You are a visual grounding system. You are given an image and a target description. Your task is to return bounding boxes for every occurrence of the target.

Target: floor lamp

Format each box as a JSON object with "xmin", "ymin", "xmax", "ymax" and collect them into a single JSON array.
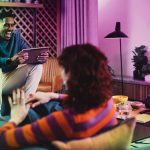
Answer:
[{"xmin": 105, "ymin": 22, "xmax": 128, "ymax": 95}]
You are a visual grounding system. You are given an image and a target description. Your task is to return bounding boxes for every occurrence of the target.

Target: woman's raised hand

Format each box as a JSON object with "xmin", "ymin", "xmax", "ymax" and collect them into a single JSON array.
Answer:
[{"xmin": 8, "ymin": 89, "xmax": 30, "ymax": 125}]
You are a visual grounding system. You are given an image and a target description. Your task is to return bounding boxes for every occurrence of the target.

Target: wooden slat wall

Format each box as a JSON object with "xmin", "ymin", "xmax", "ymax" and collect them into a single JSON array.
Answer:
[
  {"xmin": 112, "ymin": 79, "xmax": 150, "ymax": 101},
  {"xmin": 41, "ymin": 57, "xmax": 62, "ymax": 84}
]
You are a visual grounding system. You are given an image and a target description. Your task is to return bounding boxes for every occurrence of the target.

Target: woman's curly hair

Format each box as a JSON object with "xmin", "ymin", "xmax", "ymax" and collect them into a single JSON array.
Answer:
[{"xmin": 58, "ymin": 44, "xmax": 112, "ymax": 113}]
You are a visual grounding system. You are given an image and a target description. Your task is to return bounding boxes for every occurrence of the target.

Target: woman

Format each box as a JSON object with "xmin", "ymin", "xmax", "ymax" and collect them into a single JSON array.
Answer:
[{"xmin": 0, "ymin": 44, "xmax": 117, "ymax": 149}]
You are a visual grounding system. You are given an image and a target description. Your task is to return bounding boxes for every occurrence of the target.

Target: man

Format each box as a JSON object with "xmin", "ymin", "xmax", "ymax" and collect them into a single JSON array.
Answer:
[{"xmin": 0, "ymin": 10, "xmax": 49, "ymax": 115}]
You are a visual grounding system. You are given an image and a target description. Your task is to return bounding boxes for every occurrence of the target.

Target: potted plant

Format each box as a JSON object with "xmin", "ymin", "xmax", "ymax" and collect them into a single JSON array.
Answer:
[{"xmin": 132, "ymin": 45, "xmax": 148, "ymax": 80}]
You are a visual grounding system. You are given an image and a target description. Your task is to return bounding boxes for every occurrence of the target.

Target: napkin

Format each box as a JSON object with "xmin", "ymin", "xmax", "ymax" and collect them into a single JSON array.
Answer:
[{"xmin": 136, "ymin": 114, "xmax": 150, "ymax": 123}]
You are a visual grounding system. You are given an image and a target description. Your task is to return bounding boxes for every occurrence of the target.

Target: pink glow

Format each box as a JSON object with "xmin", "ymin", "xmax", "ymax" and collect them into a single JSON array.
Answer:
[{"xmin": 98, "ymin": 0, "xmax": 110, "ymax": 10}]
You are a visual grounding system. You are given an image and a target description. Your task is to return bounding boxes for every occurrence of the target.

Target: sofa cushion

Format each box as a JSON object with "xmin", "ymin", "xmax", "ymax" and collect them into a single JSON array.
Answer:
[{"xmin": 52, "ymin": 118, "xmax": 136, "ymax": 150}]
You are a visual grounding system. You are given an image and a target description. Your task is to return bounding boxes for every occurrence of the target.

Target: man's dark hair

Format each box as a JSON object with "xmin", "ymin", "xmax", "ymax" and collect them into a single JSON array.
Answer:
[{"xmin": 0, "ymin": 10, "xmax": 15, "ymax": 20}]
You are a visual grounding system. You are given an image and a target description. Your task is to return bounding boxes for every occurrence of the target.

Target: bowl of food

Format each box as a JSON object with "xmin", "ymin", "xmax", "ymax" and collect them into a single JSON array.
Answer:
[
  {"xmin": 130, "ymin": 101, "xmax": 143, "ymax": 109},
  {"xmin": 112, "ymin": 95, "xmax": 128, "ymax": 104}
]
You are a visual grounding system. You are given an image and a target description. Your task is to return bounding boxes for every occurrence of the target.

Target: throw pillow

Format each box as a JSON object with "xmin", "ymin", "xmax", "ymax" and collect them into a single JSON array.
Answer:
[{"xmin": 52, "ymin": 117, "xmax": 136, "ymax": 150}]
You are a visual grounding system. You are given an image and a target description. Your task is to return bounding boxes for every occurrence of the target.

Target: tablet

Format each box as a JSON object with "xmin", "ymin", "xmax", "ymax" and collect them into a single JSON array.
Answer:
[{"xmin": 20, "ymin": 47, "xmax": 49, "ymax": 64}]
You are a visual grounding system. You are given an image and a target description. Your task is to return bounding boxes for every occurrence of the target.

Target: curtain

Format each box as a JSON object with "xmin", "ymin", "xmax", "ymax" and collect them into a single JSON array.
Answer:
[{"xmin": 60, "ymin": 0, "xmax": 99, "ymax": 53}]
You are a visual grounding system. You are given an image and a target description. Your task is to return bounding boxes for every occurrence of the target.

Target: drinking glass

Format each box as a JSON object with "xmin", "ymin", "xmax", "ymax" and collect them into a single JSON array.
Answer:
[{"xmin": 116, "ymin": 102, "xmax": 132, "ymax": 119}]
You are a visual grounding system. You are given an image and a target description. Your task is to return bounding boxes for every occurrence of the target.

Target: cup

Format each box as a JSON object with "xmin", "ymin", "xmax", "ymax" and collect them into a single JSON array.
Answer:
[{"xmin": 116, "ymin": 102, "xmax": 132, "ymax": 119}]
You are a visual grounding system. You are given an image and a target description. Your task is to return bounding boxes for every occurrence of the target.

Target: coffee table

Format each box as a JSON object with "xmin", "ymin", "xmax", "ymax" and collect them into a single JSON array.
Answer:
[{"xmin": 116, "ymin": 101, "xmax": 150, "ymax": 142}]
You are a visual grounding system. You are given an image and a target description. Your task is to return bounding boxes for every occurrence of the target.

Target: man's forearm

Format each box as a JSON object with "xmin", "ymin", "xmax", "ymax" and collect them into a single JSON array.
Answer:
[
  {"xmin": 0, "ymin": 57, "xmax": 8, "ymax": 67},
  {"xmin": 6, "ymin": 57, "xmax": 19, "ymax": 66}
]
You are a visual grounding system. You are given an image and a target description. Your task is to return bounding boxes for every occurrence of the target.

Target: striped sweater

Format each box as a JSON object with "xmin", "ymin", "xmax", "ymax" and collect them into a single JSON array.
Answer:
[{"xmin": 0, "ymin": 98, "xmax": 117, "ymax": 149}]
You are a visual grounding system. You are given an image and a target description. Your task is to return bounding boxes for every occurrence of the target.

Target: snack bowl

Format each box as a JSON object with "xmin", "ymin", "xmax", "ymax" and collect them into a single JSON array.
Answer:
[{"xmin": 112, "ymin": 95, "xmax": 128, "ymax": 105}]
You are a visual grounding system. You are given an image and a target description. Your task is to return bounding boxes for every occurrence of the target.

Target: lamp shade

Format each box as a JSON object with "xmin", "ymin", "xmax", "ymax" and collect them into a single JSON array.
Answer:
[{"xmin": 105, "ymin": 22, "xmax": 128, "ymax": 38}]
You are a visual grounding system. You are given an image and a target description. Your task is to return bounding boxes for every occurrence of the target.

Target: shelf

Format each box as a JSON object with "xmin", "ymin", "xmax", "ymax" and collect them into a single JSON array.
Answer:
[{"xmin": 0, "ymin": 2, "xmax": 43, "ymax": 8}]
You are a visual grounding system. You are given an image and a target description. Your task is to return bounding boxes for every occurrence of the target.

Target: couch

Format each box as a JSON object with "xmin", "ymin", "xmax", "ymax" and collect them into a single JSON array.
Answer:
[{"xmin": 37, "ymin": 57, "xmax": 63, "ymax": 92}]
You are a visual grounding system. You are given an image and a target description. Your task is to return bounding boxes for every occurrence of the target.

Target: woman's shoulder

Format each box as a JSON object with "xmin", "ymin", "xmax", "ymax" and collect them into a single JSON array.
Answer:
[{"xmin": 47, "ymin": 98, "xmax": 114, "ymax": 122}]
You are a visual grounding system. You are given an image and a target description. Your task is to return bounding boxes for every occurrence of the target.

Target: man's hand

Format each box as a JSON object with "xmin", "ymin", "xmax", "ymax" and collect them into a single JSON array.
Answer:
[
  {"xmin": 8, "ymin": 89, "xmax": 30, "ymax": 125},
  {"xmin": 9, "ymin": 52, "xmax": 29, "ymax": 65},
  {"xmin": 36, "ymin": 52, "xmax": 49, "ymax": 63},
  {"xmin": 26, "ymin": 92, "xmax": 59, "ymax": 108},
  {"xmin": 17, "ymin": 52, "xmax": 29, "ymax": 64}
]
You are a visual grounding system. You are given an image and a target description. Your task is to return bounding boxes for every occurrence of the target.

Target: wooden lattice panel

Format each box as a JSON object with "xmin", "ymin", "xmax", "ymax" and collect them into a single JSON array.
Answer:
[
  {"xmin": 0, "ymin": 0, "xmax": 59, "ymax": 57},
  {"xmin": 37, "ymin": 0, "xmax": 58, "ymax": 57},
  {"xmin": 13, "ymin": 8, "xmax": 34, "ymax": 48}
]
